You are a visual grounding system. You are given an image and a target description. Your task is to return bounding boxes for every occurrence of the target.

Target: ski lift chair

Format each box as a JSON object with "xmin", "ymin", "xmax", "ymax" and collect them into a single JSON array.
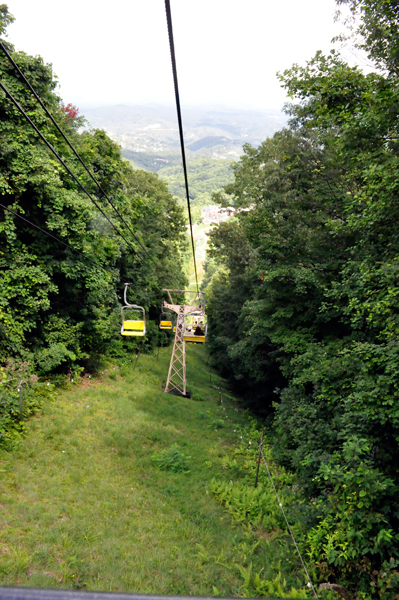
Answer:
[
  {"xmin": 183, "ymin": 312, "xmax": 207, "ymax": 344},
  {"xmin": 121, "ymin": 283, "xmax": 146, "ymax": 337},
  {"xmin": 159, "ymin": 311, "xmax": 174, "ymax": 331}
]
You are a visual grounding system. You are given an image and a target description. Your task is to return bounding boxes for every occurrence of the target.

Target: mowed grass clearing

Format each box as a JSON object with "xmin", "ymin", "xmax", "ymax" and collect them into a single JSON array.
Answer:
[
  {"xmin": 0, "ymin": 346, "xmax": 248, "ymax": 594},
  {"xmin": 0, "ymin": 345, "xmax": 306, "ymax": 597}
]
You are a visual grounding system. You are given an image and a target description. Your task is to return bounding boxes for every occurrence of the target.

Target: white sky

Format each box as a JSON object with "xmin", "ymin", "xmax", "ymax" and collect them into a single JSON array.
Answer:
[{"xmin": 5, "ymin": 0, "xmax": 342, "ymax": 111}]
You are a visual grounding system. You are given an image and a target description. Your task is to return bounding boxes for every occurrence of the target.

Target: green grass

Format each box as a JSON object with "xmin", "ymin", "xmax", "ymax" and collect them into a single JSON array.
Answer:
[{"xmin": 0, "ymin": 345, "xmax": 309, "ymax": 597}]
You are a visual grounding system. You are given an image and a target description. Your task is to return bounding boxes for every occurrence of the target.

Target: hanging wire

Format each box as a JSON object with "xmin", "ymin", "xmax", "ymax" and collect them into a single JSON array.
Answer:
[
  {"xmin": 259, "ymin": 448, "xmax": 319, "ymax": 599},
  {"xmin": 0, "ymin": 203, "xmax": 113, "ymax": 274},
  {"xmin": 0, "ymin": 79, "xmax": 141, "ymax": 259},
  {"xmin": 164, "ymin": 0, "xmax": 199, "ymax": 293},
  {"xmin": 0, "ymin": 41, "xmax": 160, "ymax": 271}
]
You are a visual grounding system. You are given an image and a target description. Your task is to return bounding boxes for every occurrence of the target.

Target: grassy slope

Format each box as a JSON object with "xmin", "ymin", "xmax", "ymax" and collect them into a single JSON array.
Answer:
[{"xmin": 0, "ymin": 346, "xmax": 307, "ymax": 597}]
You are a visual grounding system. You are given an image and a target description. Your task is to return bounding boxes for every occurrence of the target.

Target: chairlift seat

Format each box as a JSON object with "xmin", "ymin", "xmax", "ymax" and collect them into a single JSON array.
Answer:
[
  {"xmin": 121, "ymin": 320, "xmax": 145, "ymax": 336},
  {"xmin": 159, "ymin": 309, "xmax": 175, "ymax": 331},
  {"xmin": 121, "ymin": 284, "xmax": 146, "ymax": 338},
  {"xmin": 183, "ymin": 332, "xmax": 206, "ymax": 344}
]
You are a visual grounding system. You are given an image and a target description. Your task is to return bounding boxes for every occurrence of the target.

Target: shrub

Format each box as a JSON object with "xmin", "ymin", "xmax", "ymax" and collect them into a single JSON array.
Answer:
[{"xmin": 151, "ymin": 443, "xmax": 191, "ymax": 474}]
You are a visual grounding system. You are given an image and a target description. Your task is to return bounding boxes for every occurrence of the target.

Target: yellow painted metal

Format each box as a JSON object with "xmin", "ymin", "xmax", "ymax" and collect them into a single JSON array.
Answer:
[
  {"xmin": 121, "ymin": 320, "xmax": 145, "ymax": 336},
  {"xmin": 183, "ymin": 333, "xmax": 206, "ymax": 344}
]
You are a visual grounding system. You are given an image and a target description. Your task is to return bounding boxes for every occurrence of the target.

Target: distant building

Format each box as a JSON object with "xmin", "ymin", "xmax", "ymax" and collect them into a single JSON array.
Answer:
[{"xmin": 202, "ymin": 205, "xmax": 235, "ymax": 224}]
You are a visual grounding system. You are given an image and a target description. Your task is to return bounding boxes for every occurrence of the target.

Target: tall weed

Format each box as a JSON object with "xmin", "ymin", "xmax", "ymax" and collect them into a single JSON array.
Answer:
[{"xmin": 151, "ymin": 443, "xmax": 191, "ymax": 474}]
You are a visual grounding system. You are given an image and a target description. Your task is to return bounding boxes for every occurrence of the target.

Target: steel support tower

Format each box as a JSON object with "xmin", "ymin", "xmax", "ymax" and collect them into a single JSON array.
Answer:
[{"xmin": 162, "ymin": 289, "xmax": 205, "ymax": 397}]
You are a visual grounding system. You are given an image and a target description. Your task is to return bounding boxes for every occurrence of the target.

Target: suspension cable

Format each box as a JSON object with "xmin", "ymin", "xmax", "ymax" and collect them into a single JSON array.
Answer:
[
  {"xmin": 0, "ymin": 203, "xmax": 114, "ymax": 274},
  {"xmin": 0, "ymin": 80, "xmax": 141, "ymax": 259},
  {"xmin": 0, "ymin": 41, "xmax": 159, "ymax": 271},
  {"xmin": 164, "ymin": 0, "xmax": 199, "ymax": 293}
]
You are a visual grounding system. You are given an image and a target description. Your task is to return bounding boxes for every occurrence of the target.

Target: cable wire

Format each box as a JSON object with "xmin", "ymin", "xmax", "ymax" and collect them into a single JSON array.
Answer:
[
  {"xmin": 0, "ymin": 41, "xmax": 159, "ymax": 270},
  {"xmin": 0, "ymin": 80, "xmax": 141, "ymax": 259},
  {"xmin": 259, "ymin": 448, "xmax": 319, "ymax": 599},
  {"xmin": 0, "ymin": 203, "xmax": 113, "ymax": 274},
  {"xmin": 164, "ymin": 0, "xmax": 199, "ymax": 293}
]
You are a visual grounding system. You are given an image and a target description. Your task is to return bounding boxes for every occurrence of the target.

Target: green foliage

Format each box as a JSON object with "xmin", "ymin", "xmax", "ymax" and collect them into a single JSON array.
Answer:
[
  {"xmin": 0, "ymin": 14, "xmax": 187, "ymax": 381},
  {"xmin": 158, "ymin": 157, "xmax": 234, "ymax": 206},
  {"xmin": 122, "ymin": 150, "xmax": 182, "ymax": 173},
  {"xmin": 210, "ymin": 479, "xmax": 281, "ymax": 531},
  {"xmin": 151, "ymin": 443, "xmax": 191, "ymax": 474},
  {"xmin": 337, "ymin": 0, "xmax": 399, "ymax": 76},
  {"xmin": 204, "ymin": 5, "xmax": 399, "ymax": 596},
  {"xmin": 0, "ymin": 4, "xmax": 14, "ymax": 37},
  {"xmin": 235, "ymin": 569, "xmax": 307, "ymax": 600},
  {"xmin": 0, "ymin": 379, "xmax": 54, "ymax": 449}
]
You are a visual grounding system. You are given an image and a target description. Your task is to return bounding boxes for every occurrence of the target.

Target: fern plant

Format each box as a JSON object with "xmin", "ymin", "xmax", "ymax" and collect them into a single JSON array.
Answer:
[
  {"xmin": 151, "ymin": 443, "xmax": 191, "ymax": 474},
  {"xmin": 210, "ymin": 478, "xmax": 281, "ymax": 530}
]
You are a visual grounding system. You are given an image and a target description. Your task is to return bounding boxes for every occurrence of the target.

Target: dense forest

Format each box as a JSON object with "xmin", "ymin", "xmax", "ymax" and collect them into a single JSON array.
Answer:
[
  {"xmin": 0, "ymin": 5, "xmax": 187, "ymax": 383},
  {"xmin": 204, "ymin": 0, "xmax": 399, "ymax": 597},
  {"xmin": 121, "ymin": 149, "xmax": 182, "ymax": 173},
  {"xmin": 158, "ymin": 157, "xmax": 234, "ymax": 206},
  {"xmin": 121, "ymin": 152, "xmax": 234, "ymax": 207}
]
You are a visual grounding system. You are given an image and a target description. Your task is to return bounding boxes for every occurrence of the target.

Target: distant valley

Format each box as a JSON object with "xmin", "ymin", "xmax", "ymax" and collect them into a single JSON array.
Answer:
[
  {"xmin": 81, "ymin": 103, "xmax": 287, "ymax": 169},
  {"xmin": 81, "ymin": 104, "xmax": 287, "ymax": 208}
]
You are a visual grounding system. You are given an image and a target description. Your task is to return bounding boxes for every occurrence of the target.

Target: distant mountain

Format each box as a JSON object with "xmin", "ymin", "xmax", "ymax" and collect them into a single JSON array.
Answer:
[
  {"xmin": 81, "ymin": 104, "xmax": 288, "ymax": 161},
  {"xmin": 121, "ymin": 150, "xmax": 182, "ymax": 172},
  {"xmin": 187, "ymin": 136, "xmax": 231, "ymax": 152}
]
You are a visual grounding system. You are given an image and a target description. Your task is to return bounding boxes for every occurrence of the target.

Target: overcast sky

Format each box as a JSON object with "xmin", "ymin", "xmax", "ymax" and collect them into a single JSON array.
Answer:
[{"xmin": 5, "ymin": 0, "xmax": 343, "ymax": 111}]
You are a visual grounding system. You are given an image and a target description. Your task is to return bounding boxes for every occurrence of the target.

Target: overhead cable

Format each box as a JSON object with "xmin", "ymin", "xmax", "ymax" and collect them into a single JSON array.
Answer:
[
  {"xmin": 0, "ymin": 80, "xmax": 140, "ymax": 259},
  {"xmin": 0, "ymin": 203, "xmax": 114, "ymax": 275},
  {"xmin": 0, "ymin": 41, "xmax": 158, "ymax": 268},
  {"xmin": 164, "ymin": 0, "xmax": 199, "ymax": 293}
]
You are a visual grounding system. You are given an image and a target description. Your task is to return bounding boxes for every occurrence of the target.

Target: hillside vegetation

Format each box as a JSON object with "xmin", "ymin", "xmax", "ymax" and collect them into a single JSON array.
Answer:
[
  {"xmin": 0, "ymin": 346, "xmax": 308, "ymax": 599},
  {"xmin": 0, "ymin": 7, "xmax": 187, "ymax": 379},
  {"xmin": 158, "ymin": 157, "xmax": 234, "ymax": 207},
  {"xmin": 2, "ymin": 1, "xmax": 399, "ymax": 599},
  {"xmin": 204, "ymin": 1, "xmax": 399, "ymax": 598}
]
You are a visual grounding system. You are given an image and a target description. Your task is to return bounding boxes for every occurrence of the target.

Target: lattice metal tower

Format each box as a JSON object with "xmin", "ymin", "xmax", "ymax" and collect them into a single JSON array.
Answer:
[{"xmin": 163, "ymin": 289, "xmax": 205, "ymax": 397}]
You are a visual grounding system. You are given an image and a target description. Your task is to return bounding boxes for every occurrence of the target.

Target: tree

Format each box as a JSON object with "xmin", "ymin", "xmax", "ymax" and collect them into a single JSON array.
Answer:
[
  {"xmin": 205, "ymin": 45, "xmax": 399, "ymax": 597},
  {"xmin": 0, "ymin": 12, "xmax": 187, "ymax": 374},
  {"xmin": 337, "ymin": 0, "xmax": 399, "ymax": 76}
]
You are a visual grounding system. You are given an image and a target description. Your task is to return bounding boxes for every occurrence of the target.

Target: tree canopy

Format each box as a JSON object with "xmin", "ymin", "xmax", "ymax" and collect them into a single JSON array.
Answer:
[
  {"xmin": 0, "ymin": 6, "xmax": 187, "ymax": 376},
  {"xmin": 205, "ymin": 4, "xmax": 399, "ymax": 597}
]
